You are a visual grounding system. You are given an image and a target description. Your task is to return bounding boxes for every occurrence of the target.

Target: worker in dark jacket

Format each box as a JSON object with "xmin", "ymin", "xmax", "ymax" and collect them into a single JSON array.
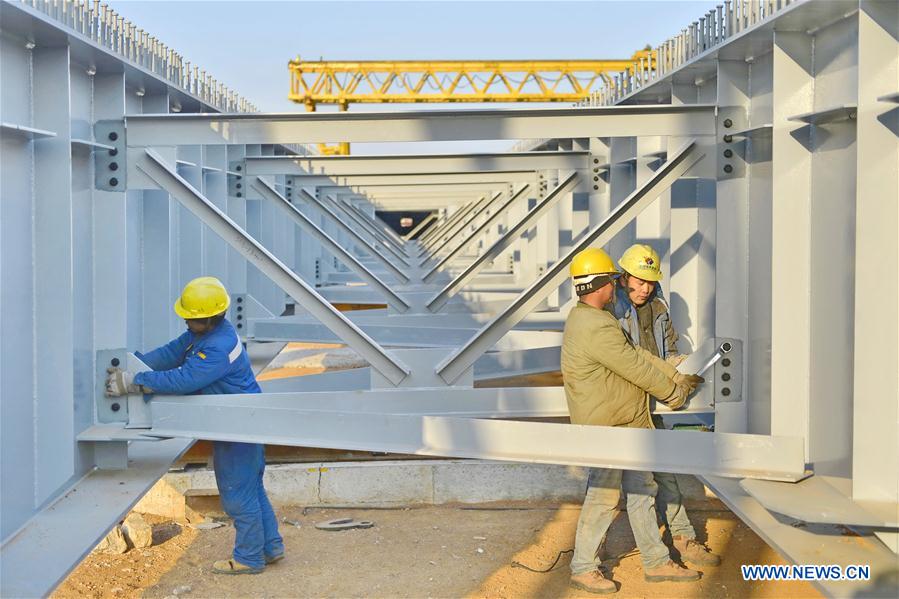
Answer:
[
  {"xmin": 612, "ymin": 244, "xmax": 720, "ymax": 568},
  {"xmin": 105, "ymin": 276, "xmax": 283, "ymax": 575}
]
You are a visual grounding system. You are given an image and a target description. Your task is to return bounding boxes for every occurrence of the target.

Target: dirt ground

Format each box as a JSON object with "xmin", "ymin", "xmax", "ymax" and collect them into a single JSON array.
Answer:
[{"xmin": 54, "ymin": 504, "xmax": 819, "ymax": 599}]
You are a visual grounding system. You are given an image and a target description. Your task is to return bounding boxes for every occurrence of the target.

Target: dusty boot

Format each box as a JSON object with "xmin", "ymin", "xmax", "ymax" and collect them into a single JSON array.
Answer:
[
  {"xmin": 643, "ymin": 560, "xmax": 701, "ymax": 583},
  {"xmin": 212, "ymin": 558, "xmax": 264, "ymax": 575},
  {"xmin": 569, "ymin": 569, "xmax": 617, "ymax": 594},
  {"xmin": 673, "ymin": 535, "xmax": 721, "ymax": 567}
]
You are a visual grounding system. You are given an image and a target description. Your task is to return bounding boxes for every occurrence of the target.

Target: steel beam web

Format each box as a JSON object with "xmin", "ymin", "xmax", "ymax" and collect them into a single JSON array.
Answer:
[
  {"xmin": 436, "ymin": 140, "xmax": 704, "ymax": 383},
  {"xmin": 147, "ymin": 396, "xmax": 807, "ymax": 482},
  {"xmin": 251, "ymin": 178, "xmax": 411, "ymax": 312},
  {"xmin": 427, "ymin": 171, "xmax": 579, "ymax": 311},
  {"xmin": 136, "ymin": 149, "xmax": 411, "ymax": 385}
]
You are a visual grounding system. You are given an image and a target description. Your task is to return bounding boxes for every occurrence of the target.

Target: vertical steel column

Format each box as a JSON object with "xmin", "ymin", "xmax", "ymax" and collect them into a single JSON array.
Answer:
[
  {"xmin": 770, "ymin": 30, "xmax": 813, "ymax": 455},
  {"xmin": 227, "ymin": 144, "xmax": 249, "ymax": 296},
  {"xmin": 203, "ymin": 144, "xmax": 229, "ymax": 281},
  {"xmin": 32, "ymin": 44, "xmax": 74, "ymax": 504},
  {"xmin": 854, "ymin": 0, "xmax": 898, "ymax": 552},
  {"xmin": 140, "ymin": 91, "xmax": 180, "ymax": 348}
]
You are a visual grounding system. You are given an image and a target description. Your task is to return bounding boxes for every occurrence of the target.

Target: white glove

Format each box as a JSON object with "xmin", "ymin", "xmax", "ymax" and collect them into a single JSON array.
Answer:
[{"xmin": 105, "ymin": 367, "xmax": 144, "ymax": 397}]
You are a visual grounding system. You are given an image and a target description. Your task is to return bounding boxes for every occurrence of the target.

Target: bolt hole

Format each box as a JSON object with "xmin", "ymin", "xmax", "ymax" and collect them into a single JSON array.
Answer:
[
  {"xmin": 111, "ymin": 402, "xmax": 121, "ymax": 412},
  {"xmin": 110, "ymin": 357, "xmax": 120, "ymax": 367}
]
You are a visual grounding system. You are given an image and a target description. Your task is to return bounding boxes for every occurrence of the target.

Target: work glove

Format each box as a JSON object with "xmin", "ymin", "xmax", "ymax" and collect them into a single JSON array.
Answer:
[
  {"xmin": 660, "ymin": 382, "xmax": 690, "ymax": 410},
  {"xmin": 666, "ymin": 354, "xmax": 688, "ymax": 368},
  {"xmin": 105, "ymin": 367, "xmax": 146, "ymax": 397},
  {"xmin": 673, "ymin": 372, "xmax": 705, "ymax": 394}
]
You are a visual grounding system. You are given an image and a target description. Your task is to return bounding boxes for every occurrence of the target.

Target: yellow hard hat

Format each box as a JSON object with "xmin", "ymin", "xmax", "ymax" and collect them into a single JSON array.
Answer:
[
  {"xmin": 570, "ymin": 247, "xmax": 619, "ymax": 278},
  {"xmin": 618, "ymin": 244, "xmax": 663, "ymax": 282},
  {"xmin": 173, "ymin": 276, "xmax": 231, "ymax": 319}
]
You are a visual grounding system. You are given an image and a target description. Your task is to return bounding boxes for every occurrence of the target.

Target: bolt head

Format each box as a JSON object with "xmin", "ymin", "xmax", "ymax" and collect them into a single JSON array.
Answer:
[
  {"xmin": 723, "ymin": 134, "xmax": 733, "ymax": 143},
  {"xmin": 723, "ymin": 164, "xmax": 733, "ymax": 174},
  {"xmin": 723, "ymin": 118, "xmax": 733, "ymax": 128},
  {"xmin": 111, "ymin": 402, "xmax": 121, "ymax": 412},
  {"xmin": 108, "ymin": 132, "xmax": 118, "ymax": 141},
  {"xmin": 723, "ymin": 149, "xmax": 733, "ymax": 158},
  {"xmin": 109, "ymin": 177, "xmax": 119, "ymax": 186},
  {"xmin": 111, "ymin": 357, "xmax": 120, "ymax": 367},
  {"xmin": 109, "ymin": 162, "xmax": 118, "ymax": 171}
]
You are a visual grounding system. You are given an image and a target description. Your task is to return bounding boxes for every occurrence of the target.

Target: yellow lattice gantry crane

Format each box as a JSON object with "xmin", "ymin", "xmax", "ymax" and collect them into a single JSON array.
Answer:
[{"xmin": 289, "ymin": 50, "xmax": 655, "ymax": 154}]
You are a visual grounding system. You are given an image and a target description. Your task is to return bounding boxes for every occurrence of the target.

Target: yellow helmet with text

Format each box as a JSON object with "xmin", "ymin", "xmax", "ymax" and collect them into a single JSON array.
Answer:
[
  {"xmin": 618, "ymin": 243, "xmax": 663, "ymax": 282},
  {"xmin": 570, "ymin": 248, "xmax": 620, "ymax": 296}
]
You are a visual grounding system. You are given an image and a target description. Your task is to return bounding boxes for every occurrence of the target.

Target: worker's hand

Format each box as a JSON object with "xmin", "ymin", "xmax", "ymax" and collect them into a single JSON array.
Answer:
[
  {"xmin": 666, "ymin": 354, "xmax": 688, "ymax": 368},
  {"xmin": 105, "ymin": 367, "xmax": 142, "ymax": 397},
  {"xmin": 673, "ymin": 372, "xmax": 705, "ymax": 394},
  {"xmin": 661, "ymin": 383, "xmax": 689, "ymax": 410}
]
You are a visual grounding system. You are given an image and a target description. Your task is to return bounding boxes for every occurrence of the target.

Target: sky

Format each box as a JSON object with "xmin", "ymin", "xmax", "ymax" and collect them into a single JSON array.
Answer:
[{"xmin": 108, "ymin": 1, "xmax": 720, "ymax": 153}]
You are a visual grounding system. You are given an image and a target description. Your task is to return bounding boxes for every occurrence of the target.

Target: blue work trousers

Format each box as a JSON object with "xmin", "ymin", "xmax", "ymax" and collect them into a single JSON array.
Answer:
[
  {"xmin": 213, "ymin": 441, "xmax": 283, "ymax": 569},
  {"xmin": 571, "ymin": 467, "xmax": 671, "ymax": 574}
]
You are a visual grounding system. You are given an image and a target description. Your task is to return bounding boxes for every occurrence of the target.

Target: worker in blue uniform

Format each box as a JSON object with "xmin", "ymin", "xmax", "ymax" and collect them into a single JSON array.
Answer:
[{"xmin": 105, "ymin": 276, "xmax": 283, "ymax": 575}]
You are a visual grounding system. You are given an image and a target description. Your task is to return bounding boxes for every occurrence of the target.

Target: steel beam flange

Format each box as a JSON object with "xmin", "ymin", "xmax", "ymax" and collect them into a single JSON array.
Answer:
[{"xmin": 94, "ymin": 120, "xmax": 126, "ymax": 191}]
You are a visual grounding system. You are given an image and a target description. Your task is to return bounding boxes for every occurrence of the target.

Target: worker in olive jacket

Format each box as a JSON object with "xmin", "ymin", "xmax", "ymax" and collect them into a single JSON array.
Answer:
[{"xmin": 562, "ymin": 247, "xmax": 703, "ymax": 594}]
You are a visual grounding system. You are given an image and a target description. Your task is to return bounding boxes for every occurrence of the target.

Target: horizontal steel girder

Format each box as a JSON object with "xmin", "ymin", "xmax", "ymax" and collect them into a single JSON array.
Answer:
[
  {"xmin": 247, "ymin": 151, "xmax": 589, "ymax": 176},
  {"xmin": 124, "ymin": 105, "xmax": 717, "ymax": 146},
  {"xmin": 288, "ymin": 172, "xmax": 535, "ymax": 187},
  {"xmin": 146, "ymin": 393, "xmax": 806, "ymax": 482},
  {"xmin": 135, "ymin": 149, "xmax": 411, "ymax": 385}
]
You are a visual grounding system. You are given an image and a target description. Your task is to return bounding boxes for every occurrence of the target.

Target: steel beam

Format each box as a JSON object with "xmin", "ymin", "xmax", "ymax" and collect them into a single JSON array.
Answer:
[
  {"xmin": 296, "ymin": 189, "xmax": 410, "ymax": 284},
  {"xmin": 147, "ymin": 394, "xmax": 806, "ymax": 482},
  {"xmin": 125, "ymin": 105, "xmax": 718, "ymax": 146},
  {"xmin": 420, "ymin": 201, "xmax": 477, "ymax": 244},
  {"xmin": 290, "ymin": 172, "xmax": 535, "ymax": 186},
  {"xmin": 245, "ymin": 151, "xmax": 589, "ymax": 176},
  {"xmin": 135, "ymin": 149, "xmax": 411, "ymax": 385},
  {"xmin": 251, "ymin": 178, "xmax": 411, "ymax": 312},
  {"xmin": 436, "ymin": 140, "xmax": 703, "ymax": 383},
  {"xmin": 421, "ymin": 193, "xmax": 496, "ymax": 254},
  {"xmin": 423, "ymin": 184, "xmax": 530, "ymax": 281},
  {"xmin": 422, "ymin": 191, "xmax": 506, "ymax": 262},
  {"xmin": 403, "ymin": 213, "xmax": 437, "ymax": 240},
  {"xmin": 320, "ymin": 194, "xmax": 409, "ymax": 261},
  {"xmin": 427, "ymin": 172, "xmax": 579, "ymax": 311}
]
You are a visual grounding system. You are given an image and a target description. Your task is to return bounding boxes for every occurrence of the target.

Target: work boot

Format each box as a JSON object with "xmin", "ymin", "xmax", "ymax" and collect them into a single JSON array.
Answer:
[
  {"xmin": 643, "ymin": 560, "xmax": 701, "ymax": 583},
  {"xmin": 569, "ymin": 569, "xmax": 617, "ymax": 594},
  {"xmin": 265, "ymin": 552, "xmax": 285, "ymax": 565},
  {"xmin": 212, "ymin": 558, "xmax": 264, "ymax": 575},
  {"xmin": 673, "ymin": 535, "xmax": 721, "ymax": 567}
]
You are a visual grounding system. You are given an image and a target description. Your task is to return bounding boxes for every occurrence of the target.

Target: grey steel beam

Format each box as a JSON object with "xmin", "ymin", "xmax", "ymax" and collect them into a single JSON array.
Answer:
[
  {"xmin": 421, "ymin": 190, "xmax": 507, "ymax": 263},
  {"xmin": 147, "ymin": 394, "xmax": 807, "ymax": 482},
  {"xmin": 319, "ymin": 191, "xmax": 406, "ymax": 252},
  {"xmin": 250, "ymin": 178, "xmax": 411, "ymax": 312},
  {"xmin": 403, "ymin": 213, "xmax": 437, "ymax": 240},
  {"xmin": 423, "ymin": 184, "xmax": 530, "ymax": 282},
  {"xmin": 297, "ymin": 189, "xmax": 411, "ymax": 284},
  {"xmin": 435, "ymin": 140, "xmax": 703, "ymax": 383},
  {"xmin": 244, "ymin": 151, "xmax": 590, "ymax": 176},
  {"xmin": 426, "ymin": 172, "xmax": 579, "ymax": 312},
  {"xmin": 279, "ymin": 173, "xmax": 534, "ymax": 186},
  {"xmin": 421, "ymin": 194, "xmax": 494, "ymax": 253},
  {"xmin": 343, "ymin": 199, "xmax": 406, "ymax": 246},
  {"xmin": 125, "ymin": 105, "xmax": 718, "ymax": 146},
  {"xmin": 135, "ymin": 149, "xmax": 411, "ymax": 385},
  {"xmin": 320, "ymin": 194, "xmax": 411, "ymax": 265}
]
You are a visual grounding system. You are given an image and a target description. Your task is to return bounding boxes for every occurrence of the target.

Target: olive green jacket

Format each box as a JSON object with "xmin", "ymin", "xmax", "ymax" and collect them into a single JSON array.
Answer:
[{"xmin": 561, "ymin": 301, "xmax": 678, "ymax": 429}]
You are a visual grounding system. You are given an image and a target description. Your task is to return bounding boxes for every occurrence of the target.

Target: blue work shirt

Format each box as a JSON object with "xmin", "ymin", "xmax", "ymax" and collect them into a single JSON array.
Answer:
[{"xmin": 134, "ymin": 318, "xmax": 261, "ymax": 395}]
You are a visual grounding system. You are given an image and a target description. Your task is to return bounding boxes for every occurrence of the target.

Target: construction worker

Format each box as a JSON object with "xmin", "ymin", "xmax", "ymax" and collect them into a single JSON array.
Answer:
[
  {"xmin": 105, "ymin": 276, "xmax": 283, "ymax": 575},
  {"xmin": 613, "ymin": 244, "xmax": 720, "ymax": 568},
  {"xmin": 562, "ymin": 247, "xmax": 703, "ymax": 594}
]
